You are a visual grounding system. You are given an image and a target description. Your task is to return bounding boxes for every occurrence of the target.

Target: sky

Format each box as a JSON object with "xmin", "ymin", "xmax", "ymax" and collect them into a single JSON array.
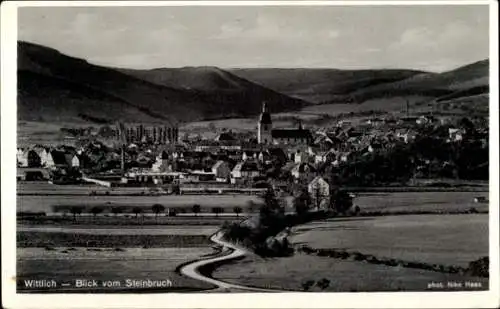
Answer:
[{"xmin": 18, "ymin": 5, "xmax": 490, "ymax": 72}]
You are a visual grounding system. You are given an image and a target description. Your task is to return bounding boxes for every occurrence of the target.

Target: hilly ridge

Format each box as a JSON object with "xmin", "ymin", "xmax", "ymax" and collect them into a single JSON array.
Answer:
[
  {"xmin": 18, "ymin": 41, "xmax": 307, "ymax": 124},
  {"xmin": 117, "ymin": 66, "xmax": 309, "ymax": 117},
  {"xmin": 17, "ymin": 41, "xmax": 489, "ymax": 127},
  {"xmin": 229, "ymin": 68, "xmax": 430, "ymax": 103},
  {"xmin": 230, "ymin": 61, "xmax": 489, "ymax": 106}
]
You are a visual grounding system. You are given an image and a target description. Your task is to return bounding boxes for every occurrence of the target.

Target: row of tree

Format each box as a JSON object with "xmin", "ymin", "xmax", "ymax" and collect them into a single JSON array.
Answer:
[{"xmin": 60, "ymin": 204, "xmax": 245, "ymax": 221}]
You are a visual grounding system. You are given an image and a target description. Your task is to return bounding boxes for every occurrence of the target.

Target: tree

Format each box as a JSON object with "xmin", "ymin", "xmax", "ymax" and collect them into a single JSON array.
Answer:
[
  {"xmin": 233, "ymin": 206, "xmax": 242, "ymax": 217},
  {"xmin": 152, "ymin": 204, "xmax": 165, "ymax": 219},
  {"xmin": 330, "ymin": 189, "xmax": 353, "ymax": 214},
  {"xmin": 192, "ymin": 204, "xmax": 201, "ymax": 217},
  {"xmin": 246, "ymin": 200, "xmax": 257, "ymax": 213},
  {"xmin": 316, "ymin": 278, "xmax": 331, "ymax": 290},
  {"xmin": 90, "ymin": 206, "xmax": 104, "ymax": 221},
  {"xmin": 293, "ymin": 188, "xmax": 310, "ymax": 215},
  {"xmin": 263, "ymin": 188, "xmax": 280, "ymax": 209},
  {"xmin": 132, "ymin": 207, "xmax": 143, "ymax": 219},
  {"xmin": 301, "ymin": 280, "xmax": 315, "ymax": 291},
  {"xmin": 69, "ymin": 206, "xmax": 83, "ymax": 222},
  {"xmin": 212, "ymin": 207, "xmax": 223, "ymax": 217}
]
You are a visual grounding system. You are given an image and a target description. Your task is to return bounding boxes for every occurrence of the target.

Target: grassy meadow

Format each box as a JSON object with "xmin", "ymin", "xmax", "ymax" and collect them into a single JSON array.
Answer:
[
  {"xmin": 17, "ymin": 247, "xmax": 216, "ymax": 292},
  {"xmin": 213, "ymin": 252, "xmax": 488, "ymax": 292},
  {"xmin": 290, "ymin": 214, "xmax": 488, "ymax": 267},
  {"xmin": 353, "ymin": 191, "xmax": 489, "ymax": 213}
]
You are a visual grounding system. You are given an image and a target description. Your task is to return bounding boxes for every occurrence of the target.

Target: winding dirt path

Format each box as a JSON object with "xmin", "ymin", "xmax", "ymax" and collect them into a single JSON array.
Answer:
[{"xmin": 179, "ymin": 231, "xmax": 283, "ymax": 292}]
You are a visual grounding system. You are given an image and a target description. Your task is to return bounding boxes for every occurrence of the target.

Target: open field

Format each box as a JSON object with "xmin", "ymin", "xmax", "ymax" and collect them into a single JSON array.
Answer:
[
  {"xmin": 290, "ymin": 214, "xmax": 488, "ymax": 267},
  {"xmin": 17, "ymin": 216, "xmax": 238, "ymax": 226},
  {"xmin": 17, "ymin": 219, "xmax": 220, "ymax": 247},
  {"xmin": 17, "ymin": 194, "xmax": 261, "ymax": 214},
  {"xmin": 17, "ymin": 247, "xmax": 215, "ymax": 292},
  {"xmin": 213, "ymin": 213, "xmax": 488, "ymax": 291},
  {"xmin": 213, "ymin": 252, "xmax": 487, "ymax": 292},
  {"xmin": 17, "ymin": 231, "xmax": 212, "ymax": 248},
  {"xmin": 18, "ymin": 182, "xmax": 114, "ymax": 195},
  {"xmin": 18, "ymin": 225, "xmax": 219, "ymax": 236},
  {"xmin": 354, "ymin": 191, "xmax": 489, "ymax": 213}
]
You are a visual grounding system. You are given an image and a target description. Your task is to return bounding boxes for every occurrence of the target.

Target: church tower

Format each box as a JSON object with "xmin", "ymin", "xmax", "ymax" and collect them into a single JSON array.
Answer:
[{"xmin": 258, "ymin": 102, "xmax": 272, "ymax": 144}]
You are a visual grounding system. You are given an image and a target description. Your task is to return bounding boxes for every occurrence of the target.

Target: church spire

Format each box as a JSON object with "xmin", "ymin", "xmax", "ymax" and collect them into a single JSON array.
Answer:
[{"xmin": 259, "ymin": 101, "xmax": 272, "ymax": 125}]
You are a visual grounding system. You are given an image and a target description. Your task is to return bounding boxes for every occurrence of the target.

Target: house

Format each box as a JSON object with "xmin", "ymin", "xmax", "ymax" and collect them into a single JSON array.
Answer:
[
  {"xmin": 17, "ymin": 148, "xmax": 27, "ymax": 167},
  {"xmin": 31, "ymin": 146, "xmax": 52, "ymax": 167},
  {"xmin": 448, "ymin": 128, "xmax": 464, "ymax": 142},
  {"xmin": 185, "ymin": 171, "xmax": 216, "ymax": 183},
  {"xmin": 368, "ymin": 142, "xmax": 383, "ymax": 153},
  {"xmin": 293, "ymin": 150, "xmax": 308, "ymax": 164},
  {"xmin": 20, "ymin": 150, "xmax": 42, "ymax": 168},
  {"xmin": 152, "ymin": 151, "xmax": 171, "ymax": 172},
  {"xmin": 365, "ymin": 118, "xmax": 385, "ymax": 126},
  {"xmin": 257, "ymin": 151, "xmax": 271, "ymax": 163},
  {"xmin": 398, "ymin": 117, "xmax": 419, "ymax": 125},
  {"xmin": 64, "ymin": 154, "xmax": 80, "ymax": 168},
  {"xmin": 416, "ymin": 115, "xmax": 436, "ymax": 125},
  {"xmin": 231, "ymin": 161, "xmax": 261, "ymax": 184},
  {"xmin": 315, "ymin": 150, "xmax": 336, "ymax": 164},
  {"xmin": 337, "ymin": 120, "xmax": 352, "ymax": 128},
  {"xmin": 308, "ymin": 176, "xmax": 330, "ymax": 210},
  {"xmin": 47, "ymin": 150, "xmax": 69, "ymax": 169},
  {"xmin": 212, "ymin": 160, "xmax": 231, "ymax": 182},
  {"xmin": 396, "ymin": 130, "xmax": 417, "ymax": 143},
  {"xmin": 242, "ymin": 151, "xmax": 258, "ymax": 161},
  {"xmin": 340, "ymin": 152, "xmax": 352, "ymax": 163},
  {"xmin": 215, "ymin": 132, "xmax": 236, "ymax": 142},
  {"xmin": 291, "ymin": 163, "xmax": 316, "ymax": 181}
]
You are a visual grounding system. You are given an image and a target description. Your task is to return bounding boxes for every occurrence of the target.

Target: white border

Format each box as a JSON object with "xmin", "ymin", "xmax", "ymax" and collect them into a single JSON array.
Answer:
[{"xmin": 1, "ymin": 1, "xmax": 499, "ymax": 308}]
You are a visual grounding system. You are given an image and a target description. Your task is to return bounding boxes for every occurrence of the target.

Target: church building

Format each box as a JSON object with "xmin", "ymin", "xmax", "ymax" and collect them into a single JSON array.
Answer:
[{"xmin": 257, "ymin": 102, "xmax": 312, "ymax": 146}]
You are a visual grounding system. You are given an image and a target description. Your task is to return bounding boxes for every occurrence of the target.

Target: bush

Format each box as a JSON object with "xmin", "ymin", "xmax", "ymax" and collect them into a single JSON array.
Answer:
[
  {"xmin": 301, "ymin": 280, "xmax": 315, "ymax": 291},
  {"xmin": 353, "ymin": 252, "xmax": 366, "ymax": 261},
  {"xmin": 467, "ymin": 256, "xmax": 489, "ymax": 277},
  {"xmin": 316, "ymin": 278, "xmax": 330, "ymax": 290}
]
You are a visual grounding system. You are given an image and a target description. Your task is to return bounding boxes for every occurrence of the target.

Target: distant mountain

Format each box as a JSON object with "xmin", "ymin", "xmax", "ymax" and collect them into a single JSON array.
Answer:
[
  {"xmin": 117, "ymin": 66, "xmax": 308, "ymax": 116},
  {"xmin": 18, "ymin": 41, "xmax": 488, "ymax": 126},
  {"xmin": 343, "ymin": 60, "xmax": 489, "ymax": 104},
  {"xmin": 230, "ymin": 68, "xmax": 429, "ymax": 103},
  {"xmin": 17, "ymin": 41, "xmax": 308, "ymax": 124},
  {"xmin": 230, "ymin": 60, "xmax": 489, "ymax": 106}
]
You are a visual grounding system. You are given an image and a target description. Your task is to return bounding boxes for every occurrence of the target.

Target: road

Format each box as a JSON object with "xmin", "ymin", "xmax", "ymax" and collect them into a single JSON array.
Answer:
[{"xmin": 179, "ymin": 231, "xmax": 284, "ymax": 293}]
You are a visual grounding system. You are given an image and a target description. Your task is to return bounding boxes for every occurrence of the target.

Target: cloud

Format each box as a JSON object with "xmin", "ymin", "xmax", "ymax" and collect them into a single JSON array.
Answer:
[
  {"xmin": 389, "ymin": 22, "xmax": 475, "ymax": 52},
  {"xmin": 18, "ymin": 6, "xmax": 488, "ymax": 71},
  {"xmin": 213, "ymin": 14, "xmax": 341, "ymax": 42}
]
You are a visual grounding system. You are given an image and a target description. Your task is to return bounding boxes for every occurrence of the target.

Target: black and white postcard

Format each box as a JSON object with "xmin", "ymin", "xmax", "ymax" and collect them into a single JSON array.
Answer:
[{"xmin": 1, "ymin": 1, "xmax": 499, "ymax": 308}]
